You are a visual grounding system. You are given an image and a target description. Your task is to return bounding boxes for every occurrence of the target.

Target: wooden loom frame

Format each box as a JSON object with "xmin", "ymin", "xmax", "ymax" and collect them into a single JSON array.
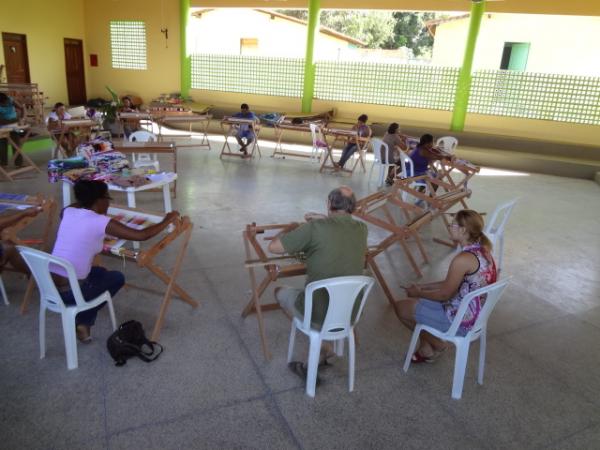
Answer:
[
  {"xmin": 272, "ymin": 119, "xmax": 328, "ymax": 160},
  {"xmin": 0, "ymin": 193, "xmax": 57, "ymax": 314},
  {"xmin": 433, "ymin": 159, "xmax": 480, "ymax": 209},
  {"xmin": 49, "ymin": 119, "xmax": 96, "ymax": 159},
  {"xmin": 319, "ymin": 127, "xmax": 371, "ymax": 175},
  {"xmin": 103, "ymin": 205, "xmax": 198, "ymax": 341},
  {"xmin": 0, "ymin": 125, "xmax": 42, "ymax": 181},
  {"xmin": 242, "ymin": 222, "xmax": 306, "ymax": 360},
  {"xmin": 220, "ymin": 117, "xmax": 262, "ymax": 159}
]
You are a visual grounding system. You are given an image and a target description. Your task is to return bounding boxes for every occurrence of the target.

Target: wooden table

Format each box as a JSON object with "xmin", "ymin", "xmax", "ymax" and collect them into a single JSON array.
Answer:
[{"xmin": 0, "ymin": 124, "xmax": 41, "ymax": 181}]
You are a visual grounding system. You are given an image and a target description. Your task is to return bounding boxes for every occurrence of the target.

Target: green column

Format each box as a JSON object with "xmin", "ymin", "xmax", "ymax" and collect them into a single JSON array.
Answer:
[
  {"xmin": 301, "ymin": 0, "xmax": 320, "ymax": 113},
  {"xmin": 450, "ymin": 0, "xmax": 486, "ymax": 131},
  {"xmin": 180, "ymin": 0, "xmax": 191, "ymax": 98}
]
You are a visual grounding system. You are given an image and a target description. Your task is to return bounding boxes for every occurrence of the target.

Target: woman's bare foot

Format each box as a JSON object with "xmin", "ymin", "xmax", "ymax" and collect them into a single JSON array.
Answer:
[{"xmin": 76, "ymin": 324, "xmax": 92, "ymax": 343}]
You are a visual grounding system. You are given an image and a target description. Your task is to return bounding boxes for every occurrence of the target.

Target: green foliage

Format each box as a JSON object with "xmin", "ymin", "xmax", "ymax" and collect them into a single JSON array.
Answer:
[
  {"xmin": 101, "ymin": 86, "xmax": 122, "ymax": 122},
  {"xmin": 276, "ymin": 9, "xmax": 435, "ymax": 56}
]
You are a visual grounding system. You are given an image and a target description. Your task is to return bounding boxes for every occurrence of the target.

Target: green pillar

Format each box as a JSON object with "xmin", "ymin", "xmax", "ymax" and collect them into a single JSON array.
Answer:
[
  {"xmin": 180, "ymin": 0, "xmax": 191, "ymax": 98},
  {"xmin": 301, "ymin": 0, "xmax": 320, "ymax": 113},
  {"xmin": 450, "ymin": 0, "xmax": 486, "ymax": 131}
]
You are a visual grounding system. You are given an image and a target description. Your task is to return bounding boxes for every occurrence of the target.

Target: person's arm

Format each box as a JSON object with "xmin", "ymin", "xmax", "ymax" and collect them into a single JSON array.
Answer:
[
  {"xmin": 406, "ymin": 252, "xmax": 478, "ymax": 301},
  {"xmin": 267, "ymin": 222, "xmax": 309, "ymax": 255},
  {"xmin": 12, "ymin": 98, "xmax": 25, "ymax": 121},
  {"xmin": 0, "ymin": 207, "xmax": 41, "ymax": 230},
  {"xmin": 105, "ymin": 211, "xmax": 180, "ymax": 242}
]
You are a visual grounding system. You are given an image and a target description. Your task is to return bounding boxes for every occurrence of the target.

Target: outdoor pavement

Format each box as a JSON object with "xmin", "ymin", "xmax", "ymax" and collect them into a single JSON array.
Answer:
[{"xmin": 1, "ymin": 129, "xmax": 599, "ymax": 449}]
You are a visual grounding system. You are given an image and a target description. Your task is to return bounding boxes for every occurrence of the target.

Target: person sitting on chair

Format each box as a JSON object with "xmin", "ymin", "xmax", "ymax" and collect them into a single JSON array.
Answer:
[
  {"xmin": 51, "ymin": 180, "xmax": 181, "ymax": 342},
  {"xmin": 382, "ymin": 122, "xmax": 408, "ymax": 186},
  {"xmin": 336, "ymin": 114, "xmax": 371, "ymax": 169},
  {"xmin": 409, "ymin": 133, "xmax": 453, "ymax": 177},
  {"xmin": 267, "ymin": 186, "xmax": 368, "ymax": 381},
  {"xmin": 46, "ymin": 102, "xmax": 76, "ymax": 156},
  {"xmin": 233, "ymin": 103, "xmax": 258, "ymax": 158},
  {"xmin": 0, "ymin": 206, "xmax": 42, "ymax": 274},
  {"xmin": 119, "ymin": 96, "xmax": 140, "ymax": 138},
  {"xmin": 0, "ymin": 92, "xmax": 26, "ymax": 167},
  {"xmin": 394, "ymin": 210, "xmax": 497, "ymax": 363}
]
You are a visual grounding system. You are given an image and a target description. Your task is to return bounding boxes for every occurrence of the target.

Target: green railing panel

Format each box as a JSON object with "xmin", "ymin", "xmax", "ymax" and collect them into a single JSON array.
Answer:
[
  {"xmin": 191, "ymin": 54, "xmax": 304, "ymax": 98},
  {"xmin": 469, "ymin": 70, "xmax": 600, "ymax": 125},
  {"xmin": 314, "ymin": 61, "xmax": 459, "ymax": 111}
]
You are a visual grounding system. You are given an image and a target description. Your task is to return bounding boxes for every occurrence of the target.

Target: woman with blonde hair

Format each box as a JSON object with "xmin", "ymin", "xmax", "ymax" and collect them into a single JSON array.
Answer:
[{"xmin": 394, "ymin": 210, "xmax": 497, "ymax": 363}]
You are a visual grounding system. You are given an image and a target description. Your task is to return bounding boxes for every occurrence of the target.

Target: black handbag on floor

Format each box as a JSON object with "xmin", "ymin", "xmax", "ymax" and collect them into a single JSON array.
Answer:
[{"xmin": 107, "ymin": 320, "xmax": 163, "ymax": 366}]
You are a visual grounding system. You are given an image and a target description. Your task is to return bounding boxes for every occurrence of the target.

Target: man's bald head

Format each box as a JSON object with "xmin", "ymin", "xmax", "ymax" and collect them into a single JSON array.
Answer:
[{"xmin": 328, "ymin": 186, "xmax": 357, "ymax": 214}]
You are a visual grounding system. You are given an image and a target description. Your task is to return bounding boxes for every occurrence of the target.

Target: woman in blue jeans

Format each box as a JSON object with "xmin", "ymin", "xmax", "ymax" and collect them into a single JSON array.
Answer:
[{"xmin": 51, "ymin": 180, "xmax": 180, "ymax": 342}]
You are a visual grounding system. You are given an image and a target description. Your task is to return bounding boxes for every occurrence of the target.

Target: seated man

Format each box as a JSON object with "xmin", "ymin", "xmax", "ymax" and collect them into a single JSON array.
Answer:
[
  {"xmin": 0, "ymin": 206, "xmax": 42, "ymax": 274},
  {"xmin": 0, "ymin": 93, "xmax": 25, "ymax": 167},
  {"xmin": 233, "ymin": 103, "xmax": 258, "ymax": 157},
  {"xmin": 119, "ymin": 96, "xmax": 140, "ymax": 138},
  {"xmin": 268, "ymin": 186, "xmax": 368, "ymax": 380},
  {"xmin": 336, "ymin": 114, "xmax": 371, "ymax": 169}
]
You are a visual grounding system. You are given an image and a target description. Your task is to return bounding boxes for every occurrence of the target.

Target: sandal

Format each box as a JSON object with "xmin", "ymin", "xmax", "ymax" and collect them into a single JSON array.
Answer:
[
  {"xmin": 288, "ymin": 361, "xmax": 322, "ymax": 385},
  {"xmin": 411, "ymin": 351, "xmax": 433, "ymax": 364}
]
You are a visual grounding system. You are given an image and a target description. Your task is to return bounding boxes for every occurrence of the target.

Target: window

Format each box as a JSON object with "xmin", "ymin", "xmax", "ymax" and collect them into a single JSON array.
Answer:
[
  {"xmin": 500, "ymin": 42, "xmax": 530, "ymax": 71},
  {"xmin": 110, "ymin": 20, "xmax": 147, "ymax": 70},
  {"xmin": 240, "ymin": 38, "xmax": 259, "ymax": 56}
]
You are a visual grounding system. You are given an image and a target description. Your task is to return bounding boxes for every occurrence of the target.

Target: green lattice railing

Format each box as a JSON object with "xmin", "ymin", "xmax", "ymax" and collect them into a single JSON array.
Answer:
[
  {"xmin": 189, "ymin": 53, "xmax": 600, "ymax": 125},
  {"xmin": 469, "ymin": 70, "xmax": 600, "ymax": 125},
  {"xmin": 191, "ymin": 54, "xmax": 304, "ymax": 97},
  {"xmin": 315, "ymin": 61, "xmax": 459, "ymax": 111}
]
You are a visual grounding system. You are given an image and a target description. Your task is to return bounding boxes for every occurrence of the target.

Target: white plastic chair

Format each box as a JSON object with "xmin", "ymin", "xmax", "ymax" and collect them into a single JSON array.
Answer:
[
  {"xmin": 287, "ymin": 276, "xmax": 375, "ymax": 397},
  {"xmin": 397, "ymin": 152, "xmax": 429, "ymax": 203},
  {"xmin": 368, "ymin": 138, "xmax": 396, "ymax": 188},
  {"xmin": 403, "ymin": 277, "xmax": 511, "ymax": 399},
  {"xmin": 128, "ymin": 130, "xmax": 160, "ymax": 171},
  {"xmin": 17, "ymin": 246, "xmax": 117, "ymax": 370},
  {"xmin": 309, "ymin": 123, "xmax": 328, "ymax": 163},
  {"xmin": 0, "ymin": 274, "xmax": 8, "ymax": 305},
  {"xmin": 436, "ymin": 136, "xmax": 458, "ymax": 154},
  {"xmin": 484, "ymin": 198, "xmax": 518, "ymax": 275}
]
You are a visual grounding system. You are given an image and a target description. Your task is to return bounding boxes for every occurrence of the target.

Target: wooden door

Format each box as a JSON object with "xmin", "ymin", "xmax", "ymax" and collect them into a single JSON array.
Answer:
[
  {"xmin": 64, "ymin": 38, "xmax": 86, "ymax": 105},
  {"xmin": 2, "ymin": 32, "xmax": 31, "ymax": 83}
]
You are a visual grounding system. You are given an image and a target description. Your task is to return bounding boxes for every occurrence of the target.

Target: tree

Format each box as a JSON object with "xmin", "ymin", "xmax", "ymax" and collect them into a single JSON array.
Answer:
[{"xmin": 276, "ymin": 9, "xmax": 435, "ymax": 56}]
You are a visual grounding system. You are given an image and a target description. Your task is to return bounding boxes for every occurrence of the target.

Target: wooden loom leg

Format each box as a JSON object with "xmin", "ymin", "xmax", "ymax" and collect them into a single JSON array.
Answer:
[
  {"xmin": 19, "ymin": 277, "xmax": 36, "ymax": 314},
  {"xmin": 399, "ymin": 238, "xmax": 423, "ymax": 278},
  {"xmin": 366, "ymin": 257, "xmax": 397, "ymax": 309},
  {"xmin": 413, "ymin": 233, "xmax": 429, "ymax": 264},
  {"xmin": 147, "ymin": 226, "xmax": 196, "ymax": 341},
  {"xmin": 242, "ymin": 235, "xmax": 272, "ymax": 360}
]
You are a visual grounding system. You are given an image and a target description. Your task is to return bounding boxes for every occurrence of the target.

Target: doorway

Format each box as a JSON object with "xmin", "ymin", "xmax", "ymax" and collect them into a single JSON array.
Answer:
[
  {"xmin": 2, "ymin": 32, "xmax": 31, "ymax": 83},
  {"xmin": 500, "ymin": 42, "xmax": 530, "ymax": 71},
  {"xmin": 64, "ymin": 38, "xmax": 86, "ymax": 105}
]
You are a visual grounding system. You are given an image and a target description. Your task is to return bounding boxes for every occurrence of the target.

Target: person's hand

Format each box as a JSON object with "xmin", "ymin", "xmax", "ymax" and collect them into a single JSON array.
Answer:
[
  {"xmin": 23, "ymin": 206, "xmax": 42, "ymax": 218},
  {"xmin": 406, "ymin": 284, "xmax": 421, "ymax": 298},
  {"xmin": 163, "ymin": 211, "xmax": 180, "ymax": 224}
]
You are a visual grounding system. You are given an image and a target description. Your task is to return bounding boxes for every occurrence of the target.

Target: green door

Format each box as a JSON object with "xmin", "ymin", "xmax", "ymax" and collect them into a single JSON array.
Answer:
[{"xmin": 508, "ymin": 43, "xmax": 530, "ymax": 71}]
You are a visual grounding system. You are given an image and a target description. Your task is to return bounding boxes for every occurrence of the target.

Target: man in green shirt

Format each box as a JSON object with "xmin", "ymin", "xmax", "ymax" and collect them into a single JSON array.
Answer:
[{"xmin": 268, "ymin": 186, "xmax": 368, "ymax": 379}]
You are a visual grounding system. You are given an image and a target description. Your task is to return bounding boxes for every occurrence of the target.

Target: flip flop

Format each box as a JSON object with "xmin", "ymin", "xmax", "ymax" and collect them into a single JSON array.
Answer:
[
  {"xmin": 411, "ymin": 351, "xmax": 434, "ymax": 364},
  {"xmin": 288, "ymin": 361, "xmax": 322, "ymax": 385}
]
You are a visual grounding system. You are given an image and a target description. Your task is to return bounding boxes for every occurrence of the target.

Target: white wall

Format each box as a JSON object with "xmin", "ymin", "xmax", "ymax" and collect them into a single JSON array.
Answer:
[
  {"xmin": 432, "ymin": 13, "xmax": 600, "ymax": 76},
  {"xmin": 189, "ymin": 9, "xmax": 354, "ymax": 59}
]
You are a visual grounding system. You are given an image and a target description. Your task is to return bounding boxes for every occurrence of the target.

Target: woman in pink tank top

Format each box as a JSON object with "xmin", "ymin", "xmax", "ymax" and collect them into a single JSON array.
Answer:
[
  {"xmin": 394, "ymin": 210, "xmax": 497, "ymax": 363},
  {"xmin": 52, "ymin": 180, "xmax": 180, "ymax": 342}
]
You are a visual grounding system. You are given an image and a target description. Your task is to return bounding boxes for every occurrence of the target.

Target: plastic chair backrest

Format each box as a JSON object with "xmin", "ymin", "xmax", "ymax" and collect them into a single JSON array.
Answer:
[
  {"xmin": 445, "ymin": 277, "xmax": 511, "ymax": 337},
  {"xmin": 484, "ymin": 198, "xmax": 518, "ymax": 239},
  {"xmin": 436, "ymin": 136, "xmax": 458, "ymax": 154},
  {"xmin": 129, "ymin": 130, "xmax": 157, "ymax": 143},
  {"xmin": 397, "ymin": 151, "xmax": 415, "ymax": 178},
  {"xmin": 303, "ymin": 276, "xmax": 375, "ymax": 340},
  {"xmin": 370, "ymin": 138, "xmax": 390, "ymax": 164},
  {"xmin": 17, "ymin": 246, "xmax": 87, "ymax": 312}
]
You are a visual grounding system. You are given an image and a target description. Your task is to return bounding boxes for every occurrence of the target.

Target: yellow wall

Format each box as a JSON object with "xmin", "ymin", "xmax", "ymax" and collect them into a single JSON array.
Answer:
[
  {"xmin": 83, "ymin": 0, "xmax": 180, "ymax": 103},
  {"xmin": 0, "ymin": 0, "xmax": 87, "ymax": 106},
  {"xmin": 433, "ymin": 14, "xmax": 600, "ymax": 76},
  {"xmin": 190, "ymin": 9, "xmax": 355, "ymax": 58}
]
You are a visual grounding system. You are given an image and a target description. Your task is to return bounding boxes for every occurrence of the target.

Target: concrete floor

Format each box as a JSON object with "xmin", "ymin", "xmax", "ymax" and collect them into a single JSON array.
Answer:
[{"xmin": 1, "ymin": 130, "xmax": 600, "ymax": 450}]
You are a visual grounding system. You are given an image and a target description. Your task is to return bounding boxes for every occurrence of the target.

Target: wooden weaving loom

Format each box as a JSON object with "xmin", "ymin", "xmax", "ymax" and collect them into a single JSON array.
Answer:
[
  {"xmin": 220, "ymin": 116, "xmax": 262, "ymax": 159},
  {"xmin": 353, "ymin": 192, "xmax": 434, "ymax": 308},
  {"xmin": 0, "ymin": 193, "xmax": 57, "ymax": 313},
  {"xmin": 392, "ymin": 175, "xmax": 473, "ymax": 247},
  {"xmin": 242, "ymin": 222, "xmax": 306, "ymax": 360},
  {"xmin": 0, "ymin": 124, "xmax": 42, "ymax": 181},
  {"xmin": 49, "ymin": 118, "xmax": 96, "ymax": 158},
  {"xmin": 433, "ymin": 159, "xmax": 480, "ymax": 209},
  {"xmin": 103, "ymin": 205, "xmax": 198, "ymax": 340},
  {"xmin": 320, "ymin": 127, "xmax": 371, "ymax": 174},
  {"xmin": 154, "ymin": 112, "xmax": 212, "ymax": 149},
  {"xmin": 272, "ymin": 118, "xmax": 328, "ymax": 160}
]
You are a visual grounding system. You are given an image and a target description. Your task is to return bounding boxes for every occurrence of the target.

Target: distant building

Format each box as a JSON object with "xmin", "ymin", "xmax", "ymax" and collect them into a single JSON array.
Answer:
[
  {"xmin": 190, "ymin": 9, "xmax": 365, "ymax": 59},
  {"xmin": 427, "ymin": 13, "xmax": 600, "ymax": 76}
]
